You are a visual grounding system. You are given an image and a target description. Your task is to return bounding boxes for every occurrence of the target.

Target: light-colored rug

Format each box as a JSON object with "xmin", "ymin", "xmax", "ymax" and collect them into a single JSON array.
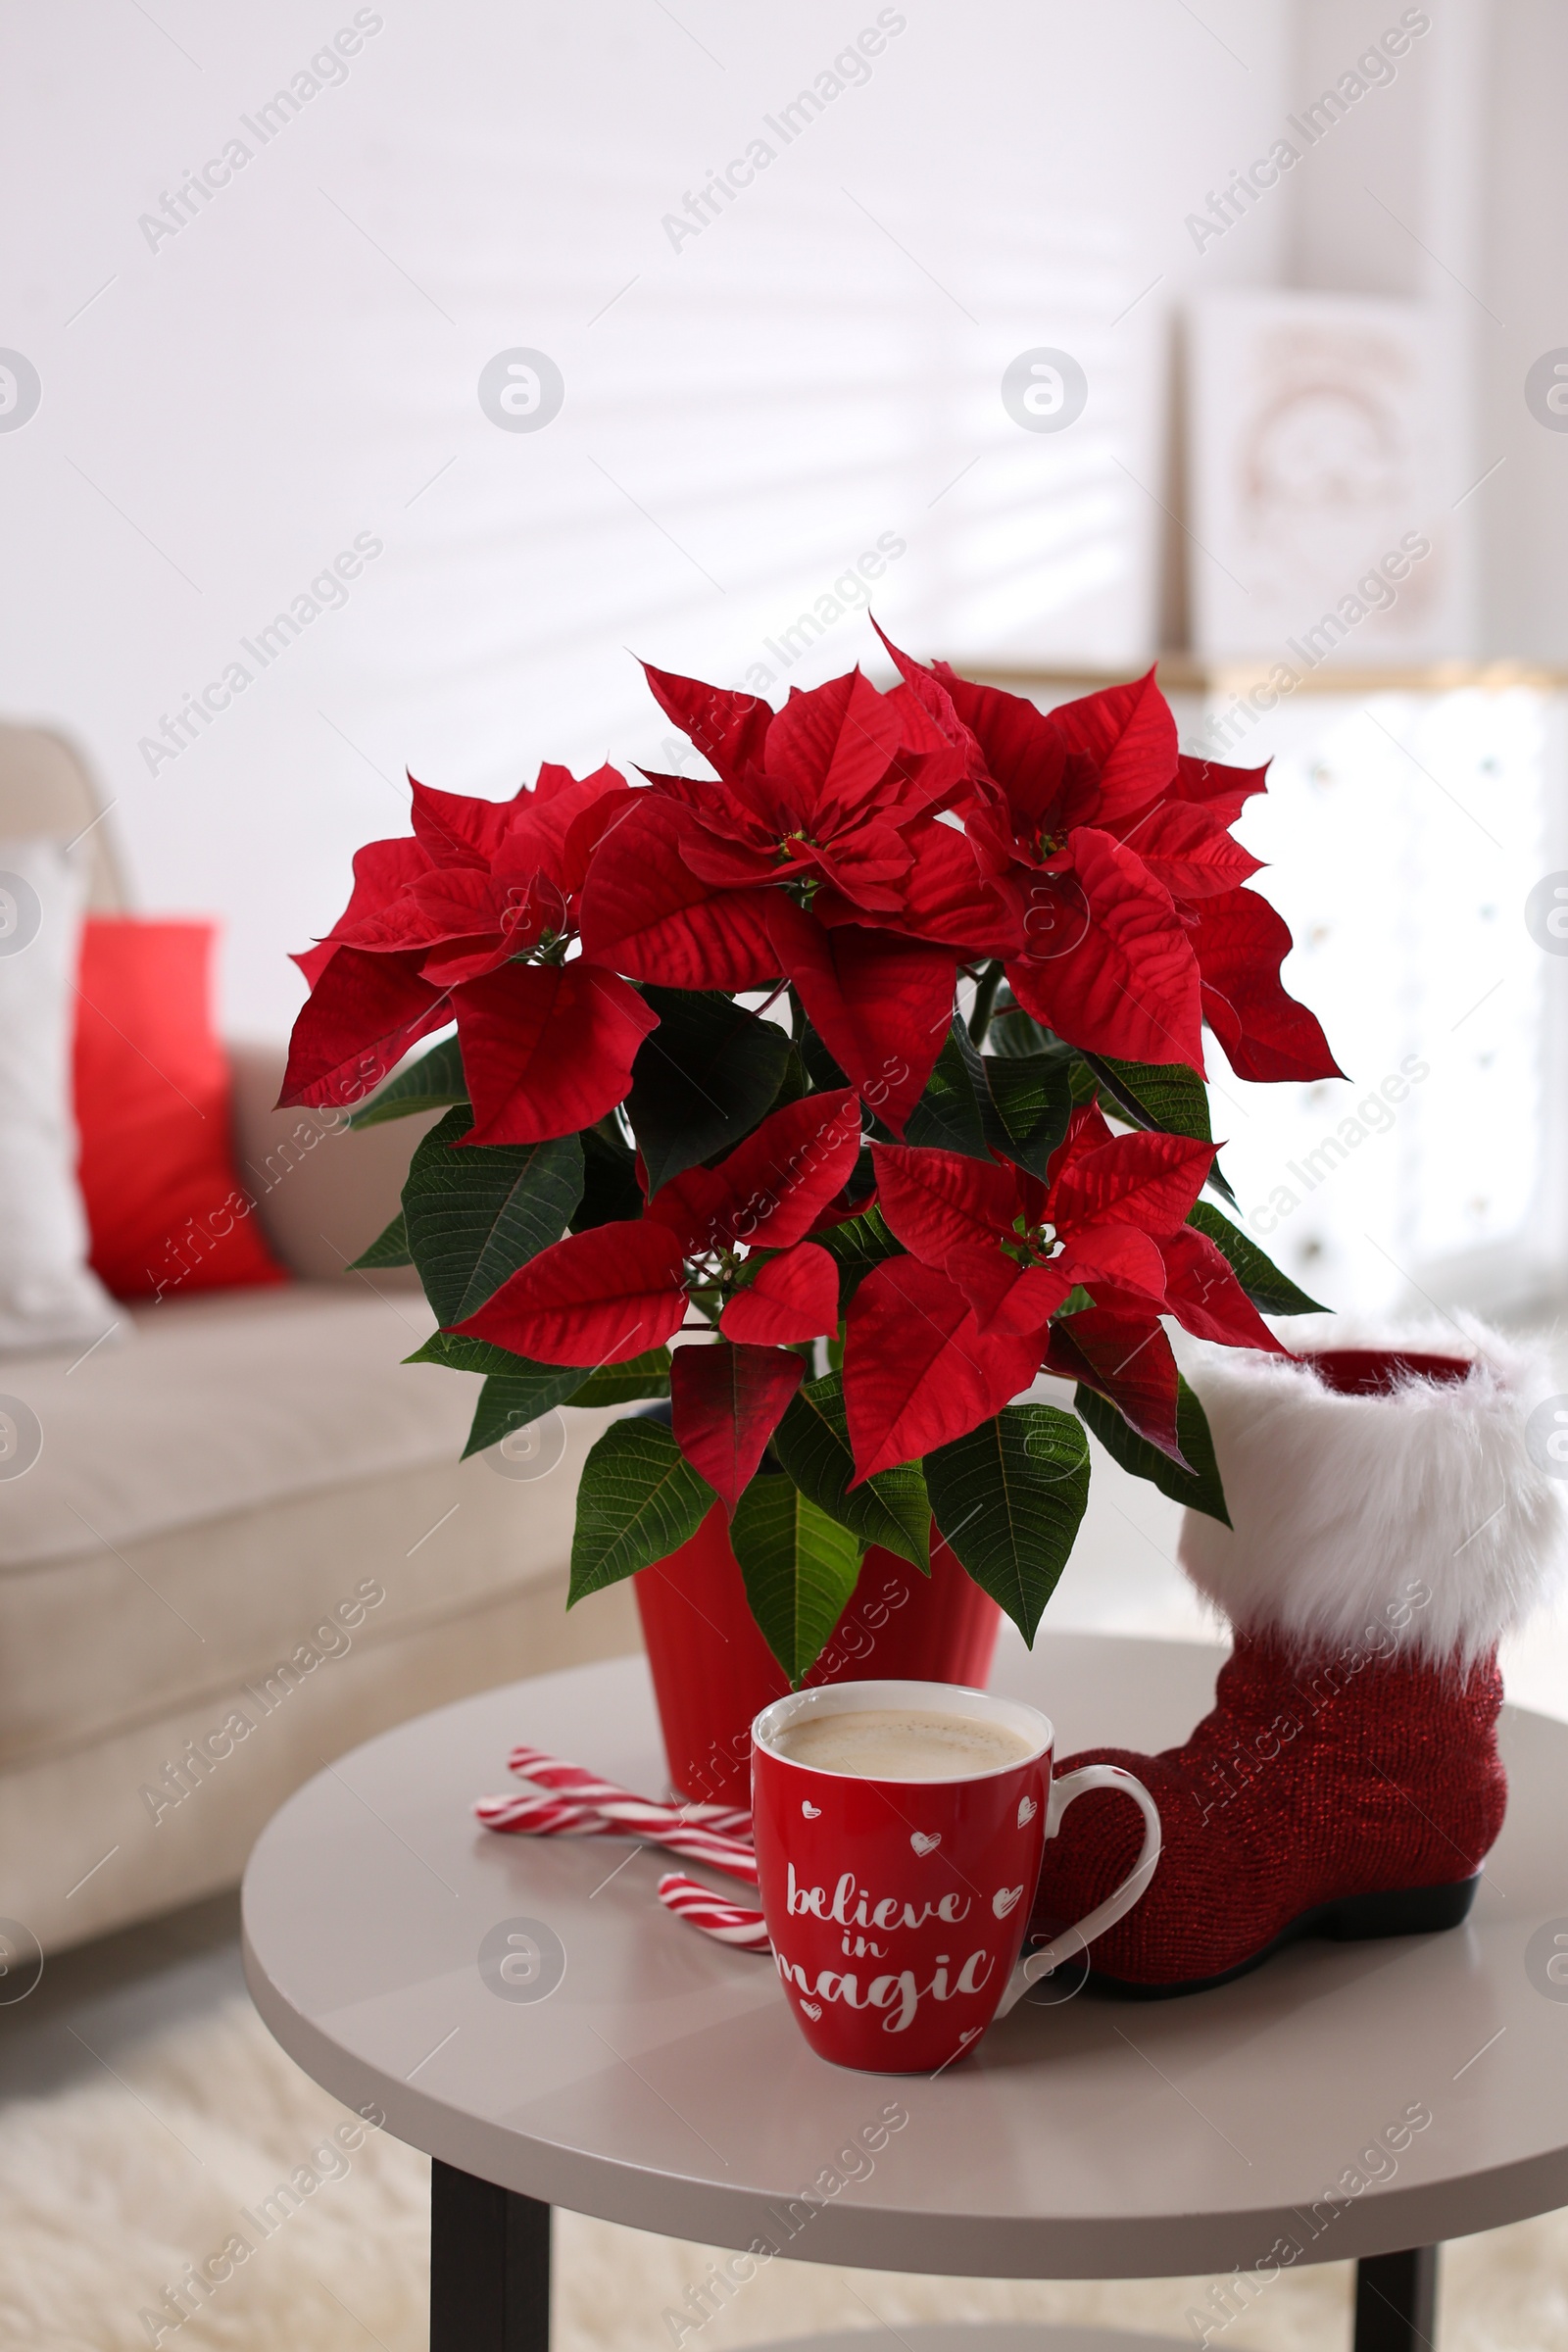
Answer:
[{"xmin": 2, "ymin": 1998, "xmax": 1567, "ymax": 2352}]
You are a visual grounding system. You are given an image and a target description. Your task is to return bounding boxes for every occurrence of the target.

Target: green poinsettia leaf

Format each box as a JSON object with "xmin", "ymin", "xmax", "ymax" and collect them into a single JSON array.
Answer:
[
  {"xmin": 899, "ymin": 1019, "xmax": 1074, "ymax": 1181},
  {"xmin": 1084, "ymin": 1052, "xmax": 1211, "ymax": 1141},
  {"xmin": 760, "ymin": 1041, "xmax": 811, "ymax": 1123},
  {"xmin": 771, "ymin": 1371, "xmax": 930, "ymax": 1573},
  {"xmin": 567, "ymin": 1348, "xmax": 673, "ymax": 1405},
  {"xmin": 628, "ymin": 989, "xmax": 791, "ymax": 1195},
  {"xmin": 568, "ymin": 1418, "xmax": 715, "ymax": 1602},
  {"xmin": 984, "ymin": 994, "xmax": 1054, "ymax": 1058},
  {"xmin": 572, "ymin": 1122, "xmax": 642, "ymax": 1232},
  {"xmin": 815, "ymin": 1204, "xmax": 905, "ymax": 1304},
  {"xmin": 1186, "ymin": 1200, "xmax": 1327, "ymax": 1315},
  {"xmin": 970, "ymin": 1038, "xmax": 1075, "ymax": 1178},
  {"xmin": 349, "ymin": 1034, "xmax": 467, "ymax": 1128},
  {"xmin": 406, "ymin": 1328, "xmax": 561, "ymax": 1378},
  {"xmin": 349, "ymin": 1209, "xmax": 412, "ymax": 1269},
  {"xmin": 901, "ymin": 1022, "xmax": 991, "ymax": 1159},
  {"xmin": 1073, "ymin": 1374, "xmax": 1230, "ymax": 1526},
  {"xmin": 729, "ymin": 1473, "xmax": 864, "ymax": 1686},
  {"xmin": 924, "ymin": 1403, "xmax": 1091, "ymax": 1645},
  {"xmin": 402, "ymin": 1106, "xmax": 583, "ymax": 1327},
  {"xmin": 463, "ymin": 1364, "xmax": 596, "ymax": 1458}
]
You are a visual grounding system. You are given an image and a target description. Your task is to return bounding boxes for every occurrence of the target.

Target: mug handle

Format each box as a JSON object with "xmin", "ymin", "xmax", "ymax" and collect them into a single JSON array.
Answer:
[{"xmin": 996, "ymin": 1764, "xmax": 1161, "ymax": 2017}]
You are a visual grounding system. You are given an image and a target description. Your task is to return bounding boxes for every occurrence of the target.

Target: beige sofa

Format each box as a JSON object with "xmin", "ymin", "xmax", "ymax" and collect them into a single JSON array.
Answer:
[{"xmin": 0, "ymin": 724, "xmax": 640, "ymax": 1957}]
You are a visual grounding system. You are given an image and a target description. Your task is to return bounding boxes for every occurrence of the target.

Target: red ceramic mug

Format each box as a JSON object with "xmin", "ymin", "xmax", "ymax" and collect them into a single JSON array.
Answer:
[{"xmin": 753, "ymin": 1678, "xmax": 1162, "ymax": 2073}]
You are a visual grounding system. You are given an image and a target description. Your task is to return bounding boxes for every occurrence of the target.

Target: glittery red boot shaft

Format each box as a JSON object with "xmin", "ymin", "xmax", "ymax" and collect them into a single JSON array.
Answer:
[{"xmin": 1031, "ymin": 1631, "xmax": 1506, "ymax": 1990}]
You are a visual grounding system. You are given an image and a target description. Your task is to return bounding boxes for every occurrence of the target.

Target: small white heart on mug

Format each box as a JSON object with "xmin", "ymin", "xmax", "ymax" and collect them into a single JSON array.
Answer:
[
  {"xmin": 993, "ymin": 1885, "xmax": 1023, "ymax": 1919},
  {"xmin": 909, "ymin": 1830, "xmax": 942, "ymax": 1857},
  {"xmin": 1017, "ymin": 1795, "xmax": 1038, "ymax": 1828},
  {"xmin": 800, "ymin": 1999, "xmax": 823, "ymax": 2021},
  {"xmin": 801, "ymin": 1800, "xmax": 821, "ymax": 1819}
]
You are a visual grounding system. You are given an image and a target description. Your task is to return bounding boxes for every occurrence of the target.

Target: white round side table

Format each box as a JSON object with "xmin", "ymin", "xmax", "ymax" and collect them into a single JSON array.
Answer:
[{"xmin": 242, "ymin": 1633, "xmax": 1568, "ymax": 2351}]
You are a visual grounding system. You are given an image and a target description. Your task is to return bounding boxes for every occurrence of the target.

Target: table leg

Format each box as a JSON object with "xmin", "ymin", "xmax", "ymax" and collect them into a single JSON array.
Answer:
[
  {"xmin": 1353, "ymin": 2245, "xmax": 1439, "ymax": 2352},
  {"xmin": 430, "ymin": 2158, "xmax": 551, "ymax": 2352}
]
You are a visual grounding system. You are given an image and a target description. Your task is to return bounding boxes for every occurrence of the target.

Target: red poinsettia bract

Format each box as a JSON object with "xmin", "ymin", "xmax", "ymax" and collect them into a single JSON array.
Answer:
[
  {"xmin": 875, "ymin": 625, "xmax": 1343, "ymax": 1084},
  {"xmin": 842, "ymin": 1106, "xmax": 1285, "ymax": 1481},
  {"xmin": 578, "ymin": 663, "xmax": 1001, "ymax": 1132},
  {"xmin": 457, "ymin": 1091, "xmax": 862, "ymax": 1508},
  {"xmin": 281, "ymin": 763, "xmax": 658, "ymax": 1143}
]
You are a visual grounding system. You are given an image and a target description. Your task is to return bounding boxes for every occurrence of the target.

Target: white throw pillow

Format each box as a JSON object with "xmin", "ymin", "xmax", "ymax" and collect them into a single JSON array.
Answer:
[{"xmin": 0, "ymin": 839, "xmax": 120, "ymax": 1353}]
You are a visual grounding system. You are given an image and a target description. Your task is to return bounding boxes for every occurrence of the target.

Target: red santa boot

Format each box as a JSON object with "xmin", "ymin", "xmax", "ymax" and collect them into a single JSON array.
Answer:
[{"xmin": 1028, "ymin": 1321, "xmax": 1566, "ymax": 1995}]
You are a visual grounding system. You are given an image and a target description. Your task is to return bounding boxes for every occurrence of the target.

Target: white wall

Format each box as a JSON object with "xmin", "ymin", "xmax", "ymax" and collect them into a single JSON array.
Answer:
[
  {"xmin": 1279, "ymin": 0, "xmax": 1568, "ymax": 666},
  {"xmin": 1477, "ymin": 0, "xmax": 1568, "ymax": 663},
  {"xmin": 0, "ymin": 0, "xmax": 1293, "ymax": 1036}
]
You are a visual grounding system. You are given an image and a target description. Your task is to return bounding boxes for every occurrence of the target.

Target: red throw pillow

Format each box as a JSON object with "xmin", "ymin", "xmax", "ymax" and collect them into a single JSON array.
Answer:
[{"xmin": 74, "ymin": 918, "xmax": 286, "ymax": 1300}]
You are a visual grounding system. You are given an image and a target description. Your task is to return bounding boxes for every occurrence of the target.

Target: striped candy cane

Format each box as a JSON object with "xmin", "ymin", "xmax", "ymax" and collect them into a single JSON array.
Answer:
[
  {"xmin": 657, "ymin": 1871, "xmax": 772, "ymax": 1951},
  {"xmin": 473, "ymin": 1792, "xmax": 620, "ymax": 1837},
  {"xmin": 474, "ymin": 1747, "xmax": 770, "ymax": 1952},
  {"xmin": 505, "ymin": 1746, "xmax": 752, "ymax": 1837}
]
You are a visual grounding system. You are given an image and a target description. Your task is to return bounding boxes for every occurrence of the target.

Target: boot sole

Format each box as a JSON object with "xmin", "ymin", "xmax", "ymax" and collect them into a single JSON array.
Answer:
[{"xmin": 1081, "ymin": 1874, "xmax": 1482, "ymax": 1999}]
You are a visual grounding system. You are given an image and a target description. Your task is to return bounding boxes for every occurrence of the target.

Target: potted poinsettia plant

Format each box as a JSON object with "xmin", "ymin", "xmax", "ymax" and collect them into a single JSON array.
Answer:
[{"xmin": 281, "ymin": 625, "xmax": 1336, "ymax": 1793}]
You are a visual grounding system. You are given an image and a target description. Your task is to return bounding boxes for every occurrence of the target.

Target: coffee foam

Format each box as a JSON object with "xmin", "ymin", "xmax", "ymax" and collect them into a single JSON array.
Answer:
[{"xmin": 771, "ymin": 1707, "xmax": 1034, "ymax": 1782}]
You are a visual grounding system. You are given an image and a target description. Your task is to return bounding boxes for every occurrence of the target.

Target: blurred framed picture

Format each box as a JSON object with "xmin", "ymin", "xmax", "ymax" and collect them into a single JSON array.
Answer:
[{"xmin": 1186, "ymin": 291, "xmax": 1470, "ymax": 664}]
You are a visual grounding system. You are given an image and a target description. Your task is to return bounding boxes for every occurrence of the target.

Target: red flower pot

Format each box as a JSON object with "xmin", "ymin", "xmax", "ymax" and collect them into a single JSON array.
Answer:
[{"xmin": 633, "ymin": 1504, "xmax": 1002, "ymax": 1802}]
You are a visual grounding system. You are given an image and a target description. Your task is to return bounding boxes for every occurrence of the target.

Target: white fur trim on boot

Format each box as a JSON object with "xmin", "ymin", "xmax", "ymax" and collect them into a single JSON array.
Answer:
[{"xmin": 1177, "ymin": 1313, "xmax": 1568, "ymax": 1667}]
